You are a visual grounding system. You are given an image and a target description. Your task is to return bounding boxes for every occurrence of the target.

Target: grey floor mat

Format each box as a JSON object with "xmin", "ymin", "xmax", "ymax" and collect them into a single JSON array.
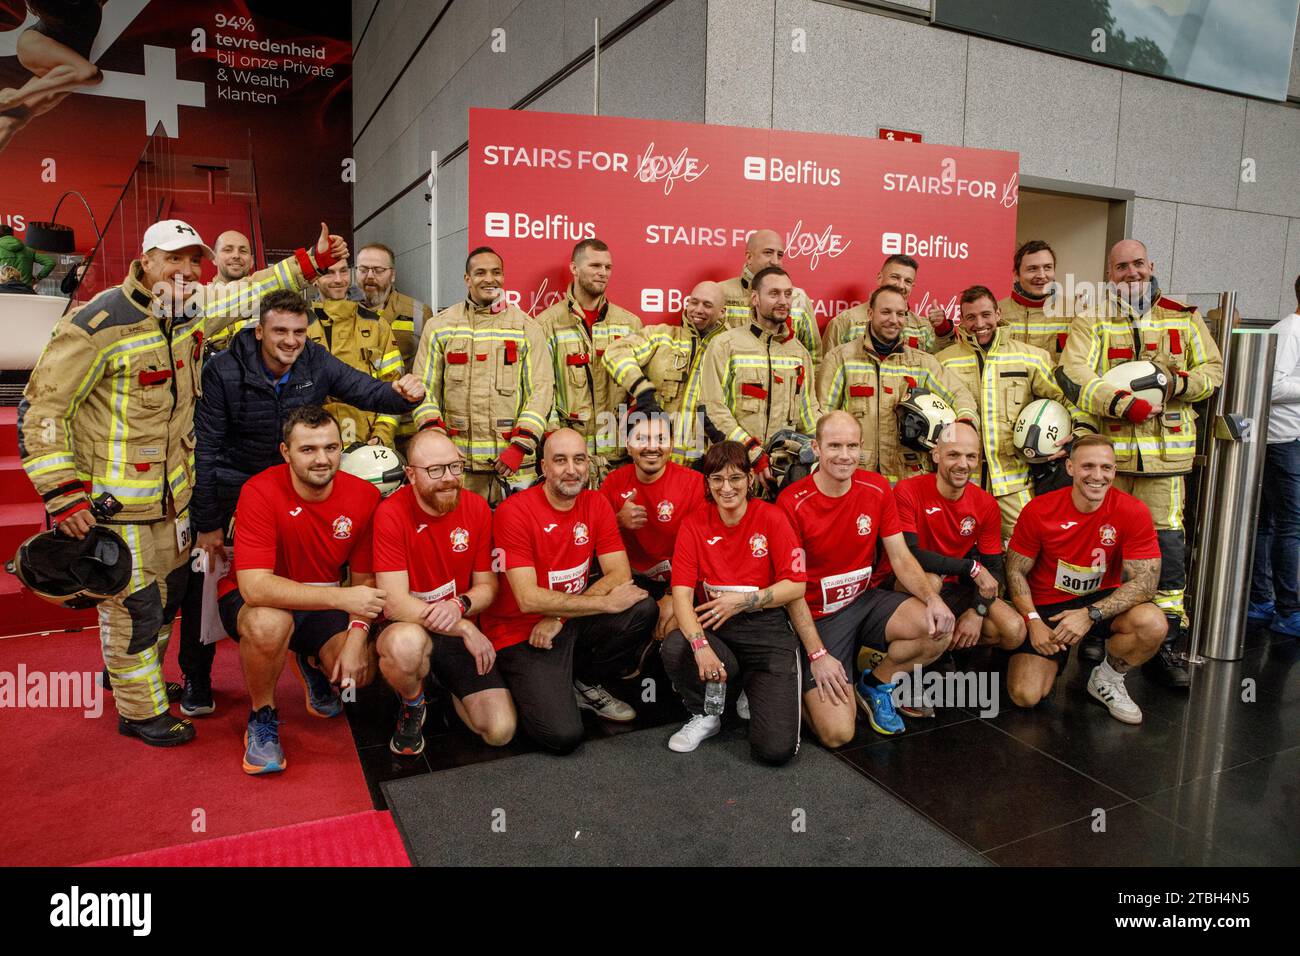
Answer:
[{"xmin": 383, "ymin": 725, "xmax": 987, "ymax": 866}]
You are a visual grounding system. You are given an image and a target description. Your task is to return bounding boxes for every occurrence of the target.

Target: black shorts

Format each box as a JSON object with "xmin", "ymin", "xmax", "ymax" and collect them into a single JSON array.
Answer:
[
  {"xmin": 1010, "ymin": 587, "xmax": 1117, "ymax": 669},
  {"xmin": 430, "ymin": 630, "xmax": 506, "ymax": 699},
  {"xmin": 938, "ymin": 580, "xmax": 978, "ymax": 619},
  {"xmin": 218, "ymin": 589, "xmax": 349, "ymax": 659},
  {"xmin": 801, "ymin": 587, "xmax": 910, "ymax": 692}
]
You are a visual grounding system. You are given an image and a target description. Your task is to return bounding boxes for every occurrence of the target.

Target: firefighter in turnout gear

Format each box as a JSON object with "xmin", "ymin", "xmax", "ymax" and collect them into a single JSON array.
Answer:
[
  {"xmin": 356, "ymin": 242, "xmax": 433, "ymax": 449},
  {"xmin": 604, "ymin": 280, "xmax": 725, "ymax": 456},
  {"xmin": 17, "ymin": 218, "xmax": 346, "ymax": 745},
  {"xmin": 697, "ymin": 267, "xmax": 820, "ymax": 491},
  {"xmin": 308, "ymin": 258, "xmax": 404, "ymax": 446},
  {"xmin": 719, "ymin": 229, "xmax": 821, "ymax": 368},
  {"xmin": 818, "ymin": 284, "xmax": 977, "ymax": 484},
  {"xmin": 821, "ymin": 254, "xmax": 956, "ymax": 358},
  {"xmin": 1057, "ymin": 239, "xmax": 1223, "ymax": 688},
  {"xmin": 535, "ymin": 238, "xmax": 643, "ymax": 481},
  {"xmin": 355, "ymin": 242, "xmax": 430, "ymax": 372},
  {"xmin": 938, "ymin": 285, "xmax": 1088, "ymax": 539},
  {"xmin": 412, "ymin": 246, "xmax": 553, "ymax": 503},
  {"xmin": 998, "ymin": 240, "xmax": 1072, "ymax": 364}
]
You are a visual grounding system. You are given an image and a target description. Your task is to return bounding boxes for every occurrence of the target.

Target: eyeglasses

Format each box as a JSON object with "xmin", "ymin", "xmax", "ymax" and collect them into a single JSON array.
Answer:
[
  {"xmin": 409, "ymin": 461, "xmax": 464, "ymax": 479},
  {"xmin": 706, "ymin": 473, "xmax": 748, "ymax": 488},
  {"xmin": 356, "ymin": 266, "xmax": 392, "ymax": 276}
]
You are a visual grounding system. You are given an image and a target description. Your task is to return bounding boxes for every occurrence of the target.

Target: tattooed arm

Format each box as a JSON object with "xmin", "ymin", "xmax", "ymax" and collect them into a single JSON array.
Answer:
[
  {"xmin": 1004, "ymin": 549, "xmax": 1037, "ymax": 616},
  {"xmin": 694, "ymin": 580, "xmax": 803, "ymax": 631},
  {"xmin": 1006, "ymin": 548, "xmax": 1063, "ymax": 655},
  {"xmin": 1090, "ymin": 557, "xmax": 1161, "ymax": 619}
]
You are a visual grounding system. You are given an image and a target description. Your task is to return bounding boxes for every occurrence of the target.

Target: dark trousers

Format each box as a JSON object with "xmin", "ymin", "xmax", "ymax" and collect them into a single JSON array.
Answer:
[
  {"xmin": 661, "ymin": 608, "xmax": 801, "ymax": 766},
  {"xmin": 1251, "ymin": 439, "xmax": 1300, "ymax": 615},
  {"xmin": 495, "ymin": 595, "xmax": 656, "ymax": 754},
  {"xmin": 178, "ymin": 566, "xmax": 216, "ymax": 680}
]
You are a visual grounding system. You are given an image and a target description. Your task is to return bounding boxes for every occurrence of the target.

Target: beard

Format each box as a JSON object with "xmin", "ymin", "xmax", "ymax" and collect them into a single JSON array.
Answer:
[
  {"xmin": 423, "ymin": 485, "xmax": 460, "ymax": 515},
  {"xmin": 362, "ymin": 284, "xmax": 389, "ymax": 309}
]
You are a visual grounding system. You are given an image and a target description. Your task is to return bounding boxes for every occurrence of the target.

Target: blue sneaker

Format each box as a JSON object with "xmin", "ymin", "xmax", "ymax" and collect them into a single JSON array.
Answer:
[
  {"xmin": 1270, "ymin": 610, "xmax": 1300, "ymax": 637},
  {"xmin": 1248, "ymin": 601, "xmax": 1276, "ymax": 623},
  {"xmin": 291, "ymin": 652, "xmax": 342, "ymax": 718},
  {"xmin": 243, "ymin": 706, "xmax": 286, "ymax": 775},
  {"xmin": 855, "ymin": 676, "xmax": 906, "ymax": 735}
]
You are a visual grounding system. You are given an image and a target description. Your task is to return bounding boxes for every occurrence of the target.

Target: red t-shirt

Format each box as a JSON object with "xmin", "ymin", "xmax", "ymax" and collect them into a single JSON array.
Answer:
[
  {"xmin": 599, "ymin": 461, "xmax": 705, "ymax": 580},
  {"xmin": 482, "ymin": 485, "xmax": 624, "ymax": 651},
  {"xmin": 894, "ymin": 473, "xmax": 1002, "ymax": 582},
  {"xmin": 371, "ymin": 485, "xmax": 494, "ymax": 602},
  {"xmin": 671, "ymin": 499, "xmax": 804, "ymax": 600},
  {"xmin": 220, "ymin": 465, "xmax": 379, "ymax": 599},
  {"xmin": 778, "ymin": 470, "xmax": 900, "ymax": 618},
  {"xmin": 1008, "ymin": 486, "xmax": 1160, "ymax": 606}
]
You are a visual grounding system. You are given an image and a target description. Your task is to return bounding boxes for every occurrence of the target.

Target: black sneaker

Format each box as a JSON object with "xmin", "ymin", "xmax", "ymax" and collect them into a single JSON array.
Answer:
[
  {"xmin": 1079, "ymin": 634, "xmax": 1106, "ymax": 664},
  {"xmin": 180, "ymin": 676, "xmax": 215, "ymax": 717},
  {"xmin": 1142, "ymin": 644, "xmax": 1191, "ymax": 689},
  {"xmin": 118, "ymin": 713, "xmax": 196, "ymax": 747},
  {"xmin": 390, "ymin": 700, "xmax": 428, "ymax": 756}
]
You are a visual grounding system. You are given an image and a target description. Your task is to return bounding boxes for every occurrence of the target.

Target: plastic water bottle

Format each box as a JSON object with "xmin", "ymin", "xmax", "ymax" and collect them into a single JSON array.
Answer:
[{"xmin": 704, "ymin": 680, "xmax": 726, "ymax": 716}]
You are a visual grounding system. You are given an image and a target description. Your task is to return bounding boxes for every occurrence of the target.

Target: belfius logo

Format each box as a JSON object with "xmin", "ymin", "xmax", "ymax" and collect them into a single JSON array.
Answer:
[{"xmin": 742, "ymin": 155, "xmax": 841, "ymax": 187}]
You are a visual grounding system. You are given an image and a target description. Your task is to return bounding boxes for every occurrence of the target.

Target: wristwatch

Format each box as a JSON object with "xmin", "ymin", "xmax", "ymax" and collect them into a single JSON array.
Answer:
[
  {"xmin": 1087, "ymin": 605, "xmax": 1103, "ymax": 624},
  {"xmin": 457, "ymin": 594, "xmax": 472, "ymax": 615}
]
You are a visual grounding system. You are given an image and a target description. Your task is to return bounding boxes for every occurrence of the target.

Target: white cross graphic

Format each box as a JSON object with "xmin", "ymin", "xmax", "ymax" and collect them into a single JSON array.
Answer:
[{"xmin": 81, "ymin": 45, "xmax": 206, "ymax": 137}]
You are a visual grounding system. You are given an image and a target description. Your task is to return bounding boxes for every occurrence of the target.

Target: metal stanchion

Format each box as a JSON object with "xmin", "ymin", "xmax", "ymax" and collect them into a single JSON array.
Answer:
[{"xmin": 1187, "ymin": 312, "xmax": 1276, "ymax": 662}]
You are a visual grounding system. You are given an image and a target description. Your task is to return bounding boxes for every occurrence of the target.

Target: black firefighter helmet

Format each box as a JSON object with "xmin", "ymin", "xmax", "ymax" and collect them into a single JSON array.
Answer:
[{"xmin": 5, "ymin": 494, "xmax": 132, "ymax": 609}]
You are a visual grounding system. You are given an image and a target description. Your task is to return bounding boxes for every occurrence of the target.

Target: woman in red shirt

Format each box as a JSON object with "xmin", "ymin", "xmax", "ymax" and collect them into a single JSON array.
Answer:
[{"xmin": 661, "ymin": 441, "xmax": 808, "ymax": 764}]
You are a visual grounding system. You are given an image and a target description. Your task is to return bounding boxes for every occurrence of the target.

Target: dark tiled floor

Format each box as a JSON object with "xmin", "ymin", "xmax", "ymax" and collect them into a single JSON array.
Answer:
[{"xmin": 345, "ymin": 627, "xmax": 1300, "ymax": 866}]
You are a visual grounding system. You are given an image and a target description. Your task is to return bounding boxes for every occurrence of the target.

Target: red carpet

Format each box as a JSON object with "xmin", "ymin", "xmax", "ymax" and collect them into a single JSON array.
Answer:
[
  {"xmin": 0, "ymin": 628, "xmax": 374, "ymax": 867},
  {"xmin": 84, "ymin": 810, "xmax": 410, "ymax": 867}
]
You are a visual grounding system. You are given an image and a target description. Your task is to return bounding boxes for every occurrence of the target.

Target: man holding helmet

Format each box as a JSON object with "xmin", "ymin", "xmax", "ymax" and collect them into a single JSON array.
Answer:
[
  {"xmin": 19, "ymin": 218, "xmax": 349, "ymax": 746},
  {"xmin": 818, "ymin": 284, "xmax": 976, "ymax": 485},
  {"xmin": 1058, "ymin": 239, "xmax": 1222, "ymax": 687},
  {"xmin": 939, "ymin": 284, "xmax": 1085, "ymax": 538}
]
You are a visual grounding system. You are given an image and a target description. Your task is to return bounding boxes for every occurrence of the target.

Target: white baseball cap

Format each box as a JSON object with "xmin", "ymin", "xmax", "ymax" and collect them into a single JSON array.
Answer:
[{"xmin": 141, "ymin": 220, "xmax": 215, "ymax": 258}]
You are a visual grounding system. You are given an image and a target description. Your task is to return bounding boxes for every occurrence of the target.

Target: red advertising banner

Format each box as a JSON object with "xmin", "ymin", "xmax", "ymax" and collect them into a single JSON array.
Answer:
[
  {"xmin": 468, "ymin": 108, "xmax": 1019, "ymax": 328},
  {"xmin": 0, "ymin": 0, "xmax": 350, "ymax": 281}
]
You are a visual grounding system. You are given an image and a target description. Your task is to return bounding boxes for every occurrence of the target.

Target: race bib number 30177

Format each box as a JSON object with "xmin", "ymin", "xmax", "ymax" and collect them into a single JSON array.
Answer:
[{"xmin": 1054, "ymin": 559, "xmax": 1103, "ymax": 597}]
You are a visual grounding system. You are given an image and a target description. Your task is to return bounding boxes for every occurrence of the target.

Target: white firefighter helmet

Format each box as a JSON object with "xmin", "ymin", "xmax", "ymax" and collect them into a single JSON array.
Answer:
[
  {"xmin": 340, "ymin": 444, "xmax": 406, "ymax": 496},
  {"xmin": 1013, "ymin": 398, "xmax": 1073, "ymax": 461},
  {"xmin": 896, "ymin": 391, "xmax": 956, "ymax": 451},
  {"xmin": 1101, "ymin": 360, "xmax": 1172, "ymax": 407}
]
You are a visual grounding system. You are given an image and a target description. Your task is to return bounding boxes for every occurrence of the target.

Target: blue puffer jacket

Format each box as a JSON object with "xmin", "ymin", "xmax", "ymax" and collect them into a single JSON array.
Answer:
[{"xmin": 191, "ymin": 326, "xmax": 415, "ymax": 533}]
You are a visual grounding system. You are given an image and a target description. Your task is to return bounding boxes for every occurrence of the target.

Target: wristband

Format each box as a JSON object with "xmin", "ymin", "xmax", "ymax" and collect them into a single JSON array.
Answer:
[
  {"xmin": 348, "ymin": 619, "xmax": 370, "ymax": 632},
  {"xmin": 969, "ymin": 560, "xmax": 983, "ymax": 580},
  {"xmin": 689, "ymin": 635, "xmax": 709, "ymax": 652},
  {"xmin": 457, "ymin": 594, "xmax": 472, "ymax": 615},
  {"xmin": 808, "ymin": 647, "xmax": 829, "ymax": 663},
  {"xmin": 1024, "ymin": 611, "xmax": 1040, "ymax": 624}
]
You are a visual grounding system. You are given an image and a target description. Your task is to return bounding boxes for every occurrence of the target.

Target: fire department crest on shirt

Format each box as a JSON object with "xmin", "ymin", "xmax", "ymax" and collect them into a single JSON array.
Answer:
[
  {"xmin": 856, "ymin": 513, "xmax": 872, "ymax": 536},
  {"xmin": 749, "ymin": 533, "xmax": 768, "ymax": 557},
  {"xmin": 959, "ymin": 516, "xmax": 976, "ymax": 536},
  {"xmin": 331, "ymin": 515, "xmax": 353, "ymax": 540},
  {"xmin": 656, "ymin": 500, "xmax": 674, "ymax": 522},
  {"xmin": 450, "ymin": 527, "xmax": 470, "ymax": 553},
  {"xmin": 1100, "ymin": 524, "xmax": 1117, "ymax": 546},
  {"xmin": 573, "ymin": 522, "xmax": 590, "ymax": 545}
]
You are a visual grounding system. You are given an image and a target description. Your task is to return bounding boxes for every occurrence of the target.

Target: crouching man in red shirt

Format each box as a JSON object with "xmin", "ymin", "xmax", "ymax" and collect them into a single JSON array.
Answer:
[
  {"xmin": 372, "ymin": 429, "xmax": 507, "ymax": 756},
  {"xmin": 219, "ymin": 406, "xmax": 385, "ymax": 774},
  {"xmin": 482, "ymin": 428, "xmax": 658, "ymax": 754},
  {"xmin": 1005, "ymin": 435, "xmax": 1167, "ymax": 723}
]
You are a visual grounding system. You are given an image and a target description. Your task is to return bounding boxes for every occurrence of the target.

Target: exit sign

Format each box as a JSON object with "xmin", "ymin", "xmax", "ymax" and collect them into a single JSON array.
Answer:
[{"xmin": 879, "ymin": 127, "xmax": 922, "ymax": 143}]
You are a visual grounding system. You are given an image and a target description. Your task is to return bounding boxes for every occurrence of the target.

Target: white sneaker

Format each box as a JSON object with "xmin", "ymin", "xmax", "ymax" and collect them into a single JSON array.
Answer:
[
  {"xmin": 668, "ymin": 714, "xmax": 722, "ymax": 752},
  {"xmin": 1087, "ymin": 665, "xmax": 1143, "ymax": 725},
  {"xmin": 735, "ymin": 690, "xmax": 751, "ymax": 720},
  {"xmin": 574, "ymin": 680, "xmax": 636, "ymax": 722}
]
